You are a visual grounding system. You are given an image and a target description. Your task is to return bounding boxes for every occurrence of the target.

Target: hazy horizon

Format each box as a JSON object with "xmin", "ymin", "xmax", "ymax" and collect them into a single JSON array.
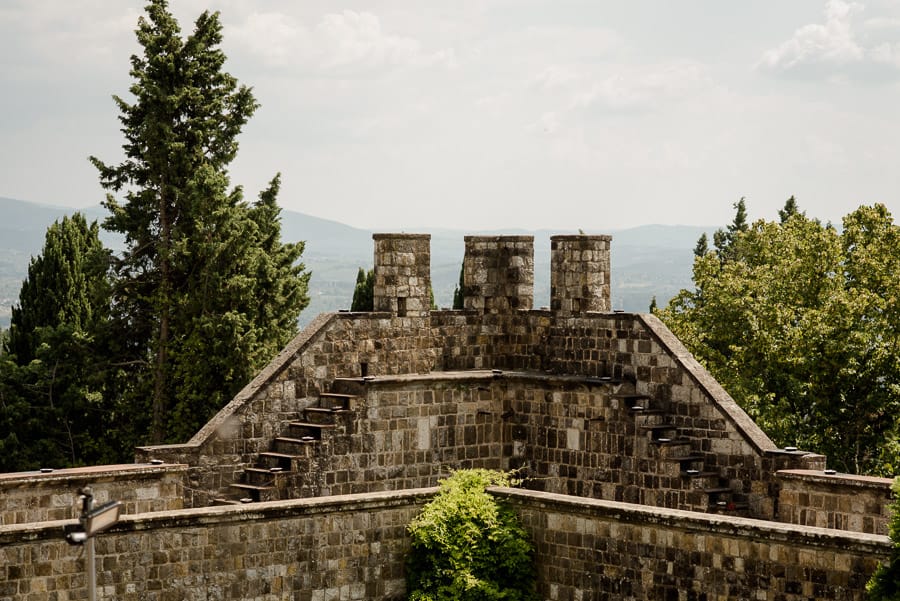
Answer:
[{"xmin": 2, "ymin": 1, "xmax": 899, "ymax": 231}]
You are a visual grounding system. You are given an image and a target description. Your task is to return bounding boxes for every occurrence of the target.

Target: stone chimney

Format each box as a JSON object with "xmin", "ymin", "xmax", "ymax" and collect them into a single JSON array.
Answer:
[
  {"xmin": 373, "ymin": 233, "xmax": 431, "ymax": 317},
  {"xmin": 463, "ymin": 236, "xmax": 534, "ymax": 313},
  {"xmin": 550, "ymin": 235, "xmax": 611, "ymax": 314}
]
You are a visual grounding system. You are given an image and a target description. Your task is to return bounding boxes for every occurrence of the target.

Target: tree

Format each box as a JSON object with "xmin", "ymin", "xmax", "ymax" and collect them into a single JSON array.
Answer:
[
  {"xmin": 693, "ymin": 233, "xmax": 708, "ymax": 258},
  {"xmin": 452, "ymin": 263, "xmax": 465, "ymax": 310},
  {"xmin": 712, "ymin": 197, "xmax": 749, "ymax": 262},
  {"xmin": 778, "ymin": 195, "xmax": 800, "ymax": 223},
  {"xmin": 658, "ymin": 200, "xmax": 900, "ymax": 475},
  {"xmin": 0, "ymin": 214, "xmax": 125, "ymax": 470},
  {"xmin": 90, "ymin": 0, "xmax": 309, "ymax": 444},
  {"xmin": 6, "ymin": 214, "xmax": 110, "ymax": 364},
  {"xmin": 351, "ymin": 267, "xmax": 374, "ymax": 311},
  {"xmin": 406, "ymin": 469, "xmax": 537, "ymax": 601}
]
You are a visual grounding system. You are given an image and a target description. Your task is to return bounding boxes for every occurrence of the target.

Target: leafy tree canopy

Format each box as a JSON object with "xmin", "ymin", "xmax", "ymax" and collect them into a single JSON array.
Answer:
[
  {"xmin": 406, "ymin": 469, "xmax": 537, "ymax": 601},
  {"xmin": 659, "ymin": 199, "xmax": 900, "ymax": 475}
]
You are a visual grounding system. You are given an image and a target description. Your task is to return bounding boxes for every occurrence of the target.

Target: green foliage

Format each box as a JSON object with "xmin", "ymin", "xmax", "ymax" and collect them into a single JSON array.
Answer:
[
  {"xmin": 693, "ymin": 232, "xmax": 708, "ymax": 258},
  {"xmin": 867, "ymin": 477, "xmax": 900, "ymax": 599},
  {"xmin": 406, "ymin": 469, "xmax": 537, "ymax": 601},
  {"xmin": 0, "ymin": 214, "xmax": 131, "ymax": 471},
  {"xmin": 90, "ymin": 0, "xmax": 309, "ymax": 444},
  {"xmin": 351, "ymin": 267, "xmax": 374, "ymax": 311},
  {"xmin": 6, "ymin": 214, "xmax": 110, "ymax": 364},
  {"xmin": 659, "ymin": 200, "xmax": 900, "ymax": 475},
  {"xmin": 452, "ymin": 263, "xmax": 465, "ymax": 310}
]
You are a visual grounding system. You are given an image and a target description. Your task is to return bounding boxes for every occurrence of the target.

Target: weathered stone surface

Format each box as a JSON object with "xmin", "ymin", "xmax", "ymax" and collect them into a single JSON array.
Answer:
[
  {"xmin": 2, "ymin": 233, "xmax": 891, "ymax": 600},
  {"xmin": 494, "ymin": 487, "xmax": 890, "ymax": 601},
  {"xmin": 0, "ymin": 464, "xmax": 185, "ymax": 525}
]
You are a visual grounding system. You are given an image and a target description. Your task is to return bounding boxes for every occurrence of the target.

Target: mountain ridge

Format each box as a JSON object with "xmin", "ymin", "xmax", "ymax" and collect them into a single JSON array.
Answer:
[{"xmin": 0, "ymin": 196, "xmax": 709, "ymax": 327}]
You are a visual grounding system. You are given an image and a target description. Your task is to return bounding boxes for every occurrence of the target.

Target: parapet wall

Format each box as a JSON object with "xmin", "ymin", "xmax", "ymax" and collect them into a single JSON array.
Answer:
[
  {"xmin": 495, "ymin": 487, "xmax": 890, "ymax": 601},
  {"xmin": 0, "ymin": 489, "xmax": 431, "ymax": 601},
  {"xmin": 777, "ymin": 469, "xmax": 894, "ymax": 535},
  {"xmin": 0, "ymin": 487, "xmax": 889, "ymax": 601},
  {"xmin": 0, "ymin": 463, "xmax": 185, "ymax": 525}
]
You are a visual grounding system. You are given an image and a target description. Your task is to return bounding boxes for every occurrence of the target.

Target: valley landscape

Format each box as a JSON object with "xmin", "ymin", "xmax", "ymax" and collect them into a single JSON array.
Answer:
[{"xmin": 0, "ymin": 196, "xmax": 708, "ymax": 328}]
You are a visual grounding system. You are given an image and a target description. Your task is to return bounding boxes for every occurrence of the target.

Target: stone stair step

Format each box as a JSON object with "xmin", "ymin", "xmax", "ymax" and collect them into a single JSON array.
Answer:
[
  {"xmin": 650, "ymin": 437, "xmax": 691, "ymax": 446},
  {"xmin": 641, "ymin": 424, "xmax": 679, "ymax": 437},
  {"xmin": 288, "ymin": 421, "xmax": 336, "ymax": 440},
  {"xmin": 320, "ymin": 393, "xmax": 356, "ymax": 411},
  {"xmin": 230, "ymin": 483, "xmax": 276, "ymax": 502},
  {"xmin": 303, "ymin": 407, "xmax": 338, "ymax": 424},
  {"xmin": 211, "ymin": 497, "xmax": 242, "ymax": 506},
  {"xmin": 258, "ymin": 451, "xmax": 298, "ymax": 470},
  {"xmin": 665, "ymin": 454, "xmax": 705, "ymax": 468},
  {"xmin": 708, "ymin": 501, "xmax": 750, "ymax": 514},
  {"xmin": 628, "ymin": 407, "xmax": 666, "ymax": 415},
  {"xmin": 681, "ymin": 470, "xmax": 720, "ymax": 488},
  {"xmin": 273, "ymin": 436, "xmax": 319, "ymax": 455},
  {"xmin": 245, "ymin": 467, "xmax": 284, "ymax": 486}
]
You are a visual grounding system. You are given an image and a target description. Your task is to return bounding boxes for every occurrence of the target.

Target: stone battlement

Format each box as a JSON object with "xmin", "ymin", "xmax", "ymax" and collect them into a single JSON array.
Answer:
[{"xmin": 2, "ymin": 232, "xmax": 895, "ymax": 600}]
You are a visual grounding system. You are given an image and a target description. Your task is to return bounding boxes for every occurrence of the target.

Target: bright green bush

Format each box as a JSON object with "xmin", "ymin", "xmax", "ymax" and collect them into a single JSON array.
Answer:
[
  {"xmin": 405, "ymin": 469, "xmax": 537, "ymax": 601},
  {"xmin": 867, "ymin": 477, "xmax": 900, "ymax": 599}
]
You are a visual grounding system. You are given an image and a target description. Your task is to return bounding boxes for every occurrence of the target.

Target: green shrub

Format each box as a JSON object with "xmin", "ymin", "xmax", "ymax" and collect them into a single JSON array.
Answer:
[
  {"xmin": 868, "ymin": 477, "xmax": 900, "ymax": 599},
  {"xmin": 406, "ymin": 469, "xmax": 537, "ymax": 601}
]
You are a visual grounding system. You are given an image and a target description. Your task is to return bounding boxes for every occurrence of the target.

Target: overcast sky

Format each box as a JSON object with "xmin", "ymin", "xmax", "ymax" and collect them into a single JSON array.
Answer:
[{"xmin": 2, "ymin": 1, "xmax": 899, "ymax": 232}]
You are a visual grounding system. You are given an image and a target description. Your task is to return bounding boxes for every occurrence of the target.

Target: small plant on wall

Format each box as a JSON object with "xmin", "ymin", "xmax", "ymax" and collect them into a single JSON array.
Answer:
[
  {"xmin": 868, "ymin": 477, "xmax": 900, "ymax": 600},
  {"xmin": 405, "ymin": 469, "xmax": 537, "ymax": 601}
]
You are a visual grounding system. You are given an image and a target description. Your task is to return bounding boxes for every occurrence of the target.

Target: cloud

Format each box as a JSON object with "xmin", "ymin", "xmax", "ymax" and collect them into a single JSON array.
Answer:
[
  {"xmin": 225, "ymin": 10, "xmax": 457, "ymax": 73},
  {"xmin": 569, "ymin": 61, "xmax": 712, "ymax": 112},
  {"xmin": 758, "ymin": 0, "xmax": 900, "ymax": 80},
  {"xmin": 0, "ymin": 1, "xmax": 140, "ymax": 75}
]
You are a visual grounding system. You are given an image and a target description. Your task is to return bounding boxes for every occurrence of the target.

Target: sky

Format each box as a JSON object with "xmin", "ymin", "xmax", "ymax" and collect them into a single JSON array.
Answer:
[{"xmin": 2, "ymin": 1, "xmax": 900, "ymax": 232}]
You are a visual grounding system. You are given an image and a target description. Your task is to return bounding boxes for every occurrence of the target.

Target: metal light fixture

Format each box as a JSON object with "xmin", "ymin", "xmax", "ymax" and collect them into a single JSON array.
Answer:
[{"xmin": 64, "ymin": 487, "xmax": 122, "ymax": 601}]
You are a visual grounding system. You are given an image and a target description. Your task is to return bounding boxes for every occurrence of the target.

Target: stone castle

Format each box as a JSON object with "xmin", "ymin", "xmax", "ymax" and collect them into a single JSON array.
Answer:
[{"xmin": 0, "ymin": 233, "xmax": 894, "ymax": 600}]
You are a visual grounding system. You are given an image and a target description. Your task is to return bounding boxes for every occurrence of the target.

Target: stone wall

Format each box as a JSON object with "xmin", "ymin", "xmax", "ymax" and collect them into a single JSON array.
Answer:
[
  {"xmin": 777, "ymin": 469, "xmax": 894, "ymax": 535},
  {"xmin": 0, "ymin": 464, "xmax": 185, "ymax": 526},
  {"xmin": 1, "ymin": 486, "xmax": 889, "ymax": 601},
  {"xmin": 134, "ymin": 309, "xmax": 823, "ymax": 519},
  {"xmin": 0, "ymin": 489, "xmax": 431, "ymax": 601},
  {"xmin": 495, "ymin": 487, "xmax": 891, "ymax": 601}
]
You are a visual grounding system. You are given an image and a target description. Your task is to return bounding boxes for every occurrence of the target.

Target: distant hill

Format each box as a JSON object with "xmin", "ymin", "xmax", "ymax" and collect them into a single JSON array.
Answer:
[{"xmin": 0, "ymin": 196, "xmax": 710, "ymax": 328}]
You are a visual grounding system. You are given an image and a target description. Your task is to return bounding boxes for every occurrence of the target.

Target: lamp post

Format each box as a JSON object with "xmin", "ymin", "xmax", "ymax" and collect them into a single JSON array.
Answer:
[{"xmin": 65, "ymin": 487, "xmax": 122, "ymax": 601}]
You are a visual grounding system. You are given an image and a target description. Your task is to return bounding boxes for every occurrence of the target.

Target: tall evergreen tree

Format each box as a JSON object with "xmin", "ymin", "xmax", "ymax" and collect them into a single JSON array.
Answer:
[
  {"xmin": 351, "ymin": 267, "xmax": 374, "ymax": 311},
  {"xmin": 778, "ymin": 195, "xmax": 800, "ymax": 223},
  {"xmin": 6, "ymin": 214, "xmax": 110, "ymax": 364},
  {"xmin": 712, "ymin": 197, "xmax": 749, "ymax": 262},
  {"xmin": 693, "ymin": 233, "xmax": 708, "ymax": 258},
  {"xmin": 452, "ymin": 263, "xmax": 465, "ymax": 310},
  {"xmin": 0, "ymin": 214, "xmax": 122, "ymax": 470},
  {"xmin": 90, "ymin": 0, "xmax": 309, "ymax": 443}
]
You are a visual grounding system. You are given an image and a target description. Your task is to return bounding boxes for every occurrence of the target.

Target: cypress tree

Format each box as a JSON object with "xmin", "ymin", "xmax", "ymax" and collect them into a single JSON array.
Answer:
[
  {"xmin": 90, "ymin": 0, "xmax": 309, "ymax": 443},
  {"xmin": 1, "ymin": 214, "xmax": 120, "ymax": 470},
  {"xmin": 452, "ymin": 263, "xmax": 465, "ymax": 310},
  {"xmin": 6, "ymin": 214, "xmax": 109, "ymax": 364},
  {"xmin": 351, "ymin": 268, "xmax": 374, "ymax": 311}
]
